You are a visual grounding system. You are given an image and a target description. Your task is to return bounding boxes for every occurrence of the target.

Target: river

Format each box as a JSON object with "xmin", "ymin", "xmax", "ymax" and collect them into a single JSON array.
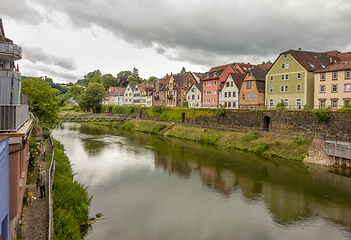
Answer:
[{"xmin": 52, "ymin": 122, "xmax": 351, "ymax": 240}]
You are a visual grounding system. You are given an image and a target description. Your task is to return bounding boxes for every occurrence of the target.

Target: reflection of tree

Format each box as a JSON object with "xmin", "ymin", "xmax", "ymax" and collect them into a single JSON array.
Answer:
[
  {"xmin": 81, "ymin": 138, "xmax": 106, "ymax": 156},
  {"xmin": 79, "ymin": 124, "xmax": 110, "ymax": 136}
]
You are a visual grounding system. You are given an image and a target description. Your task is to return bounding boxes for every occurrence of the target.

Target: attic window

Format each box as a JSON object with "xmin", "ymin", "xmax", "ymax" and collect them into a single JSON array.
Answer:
[
  {"xmin": 320, "ymin": 63, "xmax": 325, "ymax": 68},
  {"xmin": 284, "ymin": 53, "xmax": 287, "ymax": 58},
  {"xmin": 243, "ymin": 67, "xmax": 247, "ymax": 70},
  {"xmin": 308, "ymin": 62, "xmax": 315, "ymax": 68},
  {"xmin": 213, "ymin": 72, "xmax": 217, "ymax": 77},
  {"xmin": 345, "ymin": 61, "xmax": 349, "ymax": 64}
]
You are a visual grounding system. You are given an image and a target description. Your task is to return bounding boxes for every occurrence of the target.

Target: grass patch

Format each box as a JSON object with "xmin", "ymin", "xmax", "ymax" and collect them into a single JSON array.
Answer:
[
  {"xmin": 242, "ymin": 132, "xmax": 258, "ymax": 142},
  {"xmin": 150, "ymin": 124, "xmax": 167, "ymax": 135},
  {"xmin": 253, "ymin": 142, "xmax": 268, "ymax": 154},
  {"xmin": 197, "ymin": 134, "xmax": 221, "ymax": 145},
  {"xmin": 292, "ymin": 136, "xmax": 309, "ymax": 145},
  {"xmin": 121, "ymin": 122, "xmax": 134, "ymax": 131}
]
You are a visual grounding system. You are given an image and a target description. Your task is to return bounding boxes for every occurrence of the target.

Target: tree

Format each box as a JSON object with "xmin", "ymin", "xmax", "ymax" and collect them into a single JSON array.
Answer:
[
  {"xmin": 147, "ymin": 76, "xmax": 157, "ymax": 82},
  {"xmin": 181, "ymin": 67, "xmax": 186, "ymax": 74},
  {"xmin": 21, "ymin": 77, "xmax": 60, "ymax": 128},
  {"xmin": 132, "ymin": 67, "xmax": 139, "ymax": 81},
  {"xmin": 118, "ymin": 76, "xmax": 130, "ymax": 87},
  {"xmin": 102, "ymin": 74, "xmax": 118, "ymax": 90},
  {"xmin": 78, "ymin": 82, "xmax": 105, "ymax": 112},
  {"xmin": 117, "ymin": 70, "xmax": 132, "ymax": 80},
  {"xmin": 82, "ymin": 70, "xmax": 102, "ymax": 87}
]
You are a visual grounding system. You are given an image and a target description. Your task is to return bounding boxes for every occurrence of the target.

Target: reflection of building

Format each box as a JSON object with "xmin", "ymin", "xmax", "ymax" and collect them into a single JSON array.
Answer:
[
  {"xmin": 200, "ymin": 166, "xmax": 236, "ymax": 196},
  {"xmin": 0, "ymin": 19, "xmax": 34, "ymax": 239},
  {"xmin": 154, "ymin": 154, "xmax": 191, "ymax": 178}
]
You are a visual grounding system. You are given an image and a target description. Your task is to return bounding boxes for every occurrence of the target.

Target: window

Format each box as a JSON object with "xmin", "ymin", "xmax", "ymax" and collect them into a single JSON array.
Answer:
[
  {"xmin": 226, "ymin": 82, "xmax": 229, "ymax": 87},
  {"xmin": 206, "ymin": 99, "xmax": 210, "ymax": 104},
  {"xmin": 332, "ymin": 84, "xmax": 338, "ymax": 93},
  {"xmin": 192, "ymin": 95, "xmax": 195, "ymax": 100},
  {"xmin": 333, "ymin": 72, "xmax": 337, "ymax": 80},
  {"xmin": 207, "ymin": 90, "xmax": 211, "ymax": 95},
  {"xmin": 346, "ymin": 71, "xmax": 350, "ymax": 79},
  {"xmin": 213, "ymin": 99, "xmax": 216, "ymax": 104},
  {"xmin": 203, "ymin": 91, "xmax": 206, "ymax": 95},
  {"xmin": 207, "ymin": 81, "xmax": 211, "ymax": 86},
  {"xmin": 252, "ymin": 93, "xmax": 256, "ymax": 100},
  {"xmin": 280, "ymin": 98, "xmax": 289, "ymax": 107},
  {"xmin": 242, "ymin": 94, "xmax": 245, "ymax": 100},
  {"xmin": 286, "ymin": 63, "xmax": 289, "ymax": 69},
  {"xmin": 282, "ymin": 63, "xmax": 285, "ymax": 69},
  {"xmin": 233, "ymin": 102, "xmax": 236, "ymax": 107},
  {"xmin": 345, "ymin": 84, "xmax": 350, "ymax": 92},
  {"xmin": 214, "ymin": 81, "xmax": 216, "ymax": 85},
  {"xmin": 213, "ymin": 90, "xmax": 216, "ymax": 94},
  {"xmin": 228, "ymin": 102, "xmax": 231, "ymax": 107},
  {"xmin": 321, "ymin": 73, "xmax": 325, "ymax": 81},
  {"xmin": 269, "ymin": 99, "xmax": 274, "ymax": 107},
  {"xmin": 285, "ymin": 86, "xmax": 288, "ymax": 92},
  {"xmin": 296, "ymin": 99, "xmax": 302, "ymax": 109},
  {"xmin": 204, "ymin": 99, "xmax": 206, "ymax": 104},
  {"xmin": 320, "ymin": 85, "xmax": 325, "ymax": 93},
  {"xmin": 270, "ymin": 76, "xmax": 273, "ymax": 82},
  {"xmin": 225, "ymin": 92, "xmax": 227, "ymax": 97},
  {"xmin": 309, "ymin": 62, "xmax": 315, "ymax": 68},
  {"xmin": 285, "ymin": 74, "xmax": 289, "ymax": 80},
  {"xmin": 188, "ymin": 96, "xmax": 190, "ymax": 100},
  {"xmin": 204, "ymin": 82, "xmax": 206, "ymax": 86},
  {"xmin": 247, "ymin": 93, "xmax": 250, "ymax": 100},
  {"xmin": 332, "ymin": 100, "xmax": 338, "ymax": 109},
  {"xmin": 233, "ymin": 92, "xmax": 236, "ymax": 97},
  {"xmin": 284, "ymin": 53, "xmax": 287, "ymax": 58},
  {"xmin": 270, "ymin": 86, "xmax": 273, "ymax": 93},
  {"xmin": 228, "ymin": 92, "xmax": 231, "ymax": 97},
  {"xmin": 246, "ymin": 82, "xmax": 252, "ymax": 88},
  {"xmin": 281, "ymin": 75, "xmax": 285, "ymax": 81},
  {"xmin": 198, "ymin": 95, "xmax": 200, "ymax": 100},
  {"xmin": 320, "ymin": 100, "xmax": 325, "ymax": 108},
  {"xmin": 185, "ymin": 83, "xmax": 187, "ymax": 87},
  {"xmin": 297, "ymin": 85, "xmax": 301, "ymax": 92},
  {"xmin": 281, "ymin": 86, "xmax": 284, "ymax": 92},
  {"xmin": 297, "ymin": 73, "xmax": 301, "ymax": 79},
  {"xmin": 231, "ymin": 82, "xmax": 233, "ymax": 87}
]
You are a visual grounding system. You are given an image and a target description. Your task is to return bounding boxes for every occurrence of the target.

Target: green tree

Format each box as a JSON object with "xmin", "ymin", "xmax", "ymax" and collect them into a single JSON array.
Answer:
[
  {"xmin": 102, "ymin": 74, "xmax": 118, "ymax": 90},
  {"xmin": 181, "ymin": 67, "xmax": 186, "ymax": 74},
  {"xmin": 21, "ymin": 77, "xmax": 60, "ymax": 128},
  {"xmin": 82, "ymin": 70, "xmax": 102, "ymax": 87},
  {"xmin": 117, "ymin": 70, "xmax": 132, "ymax": 80},
  {"xmin": 132, "ymin": 67, "xmax": 139, "ymax": 81},
  {"xmin": 78, "ymin": 82, "xmax": 105, "ymax": 112}
]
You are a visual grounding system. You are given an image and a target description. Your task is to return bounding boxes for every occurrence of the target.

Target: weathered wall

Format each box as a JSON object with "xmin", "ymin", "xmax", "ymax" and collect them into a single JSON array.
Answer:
[{"xmin": 140, "ymin": 109, "xmax": 351, "ymax": 139}]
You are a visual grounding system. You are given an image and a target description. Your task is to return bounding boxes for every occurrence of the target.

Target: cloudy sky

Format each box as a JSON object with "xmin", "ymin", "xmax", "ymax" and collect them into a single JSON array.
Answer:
[{"xmin": 1, "ymin": 0, "xmax": 351, "ymax": 83}]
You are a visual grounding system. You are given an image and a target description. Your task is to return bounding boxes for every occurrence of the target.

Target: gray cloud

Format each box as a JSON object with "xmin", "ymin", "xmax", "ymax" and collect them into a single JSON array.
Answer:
[
  {"xmin": 4, "ymin": 0, "xmax": 351, "ymax": 67},
  {"xmin": 23, "ymin": 45, "xmax": 77, "ymax": 70},
  {"xmin": 0, "ymin": 0, "xmax": 44, "ymax": 25}
]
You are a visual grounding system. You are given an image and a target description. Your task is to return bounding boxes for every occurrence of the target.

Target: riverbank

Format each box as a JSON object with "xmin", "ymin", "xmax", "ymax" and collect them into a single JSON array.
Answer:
[{"xmin": 91, "ymin": 119, "xmax": 312, "ymax": 161}]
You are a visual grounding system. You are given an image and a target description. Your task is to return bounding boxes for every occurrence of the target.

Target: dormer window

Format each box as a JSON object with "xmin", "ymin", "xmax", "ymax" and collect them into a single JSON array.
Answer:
[
  {"xmin": 284, "ymin": 53, "xmax": 287, "ymax": 58},
  {"xmin": 320, "ymin": 63, "xmax": 325, "ymax": 68},
  {"xmin": 213, "ymin": 72, "xmax": 217, "ymax": 77},
  {"xmin": 308, "ymin": 62, "xmax": 315, "ymax": 68}
]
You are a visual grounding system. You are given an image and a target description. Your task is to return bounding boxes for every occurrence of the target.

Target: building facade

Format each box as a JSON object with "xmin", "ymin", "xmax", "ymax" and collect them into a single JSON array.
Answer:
[
  {"xmin": 239, "ymin": 69, "xmax": 267, "ymax": 109},
  {"xmin": 124, "ymin": 84, "xmax": 135, "ymax": 106},
  {"xmin": 186, "ymin": 83, "xmax": 203, "ymax": 108},
  {"xmin": 218, "ymin": 73, "xmax": 245, "ymax": 109}
]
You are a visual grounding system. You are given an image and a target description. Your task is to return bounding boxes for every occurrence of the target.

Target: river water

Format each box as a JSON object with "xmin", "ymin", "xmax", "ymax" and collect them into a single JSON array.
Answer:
[{"xmin": 52, "ymin": 123, "xmax": 351, "ymax": 240}]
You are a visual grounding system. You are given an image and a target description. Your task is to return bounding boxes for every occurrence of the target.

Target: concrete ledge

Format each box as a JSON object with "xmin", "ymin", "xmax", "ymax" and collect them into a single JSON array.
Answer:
[{"xmin": 324, "ymin": 141, "xmax": 351, "ymax": 160}]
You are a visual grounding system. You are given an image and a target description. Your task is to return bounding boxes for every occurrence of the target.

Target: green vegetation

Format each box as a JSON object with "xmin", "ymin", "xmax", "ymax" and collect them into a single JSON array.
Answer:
[
  {"xmin": 150, "ymin": 124, "xmax": 167, "ymax": 135},
  {"xmin": 313, "ymin": 107, "xmax": 331, "ymax": 124},
  {"xmin": 216, "ymin": 104, "xmax": 225, "ymax": 116},
  {"xmin": 276, "ymin": 100, "xmax": 287, "ymax": 110},
  {"xmin": 197, "ymin": 134, "xmax": 220, "ymax": 145},
  {"xmin": 292, "ymin": 136, "xmax": 309, "ymax": 145},
  {"xmin": 121, "ymin": 122, "xmax": 134, "ymax": 130},
  {"xmin": 147, "ymin": 106, "xmax": 215, "ymax": 122},
  {"xmin": 337, "ymin": 101, "xmax": 351, "ymax": 111},
  {"xmin": 78, "ymin": 82, "xmax": 105, "ymax": 113},
  {"xmin": 242, "ymin": 132, "xmax": 258, "ymax": 142},
  {"xmin": 254, "ymin": 142, "xmax": 268, "ymax": 154},
  {"xmin": 52, "ymin": 139, "xmax": 91, "ymax": 240},
  {"xmin": 21, "ymin": 77, "xmax": 60, "ymax": 128}
]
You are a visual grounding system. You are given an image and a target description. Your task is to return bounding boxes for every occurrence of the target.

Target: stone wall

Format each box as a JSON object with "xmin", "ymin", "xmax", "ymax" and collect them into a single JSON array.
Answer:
[{"xmin": 139, "ymin": 109, "xmax": 351, "ymax": 139}]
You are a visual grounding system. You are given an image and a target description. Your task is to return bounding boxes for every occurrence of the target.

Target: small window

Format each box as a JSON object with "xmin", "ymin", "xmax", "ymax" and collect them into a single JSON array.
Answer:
[
  {"xmin": 228, "ymin": 102, "xmax": 231, "ymax": 107},
  {"xmin": 285, "ymin": 86, "xmax": 288, "ymax": 92},
  {"xmin": 247, "ymin": 93, "xmax": 250, "ymax": 100},
  {"xmin": 269, "ymin": 99, "xmax": 274, "ymax": 107},
  {"xmin": 233, "ymin": 92, "xmax": 236, "ymax": 97},
  {"xmin": 270, "ymin": 86, "xmax": 273, "ymax": 93},
  {"xmin": 345, "ymin": 83, "xmax": 350, "ymax": 92},
  {"xmin": 246, "ymin": 82, "xmax": 251, "ymax": 89},
  {"xmin": 282, "ymin": 63, "xmax": 285, "ymax": 69},
  {"xmin": 281, "ymin": 75, "xmax": 285, "ymax": 81},
  {"xmin": 332, "ymin": 84, "xmax": 338, "ymax": 93},
  {"xmin": 206, "ymin": 99, "xmax": 210, "ymax": 104},
  {"xmin": 321, "ymin": 73, "xmax": 325, "ymax": 81},
  {"xmin": 252, "ymin": 93, "xmax": 256, "ymax": 100},
  {"xmin": 204, "ymin": 99, "xmax": 206, "ymax": 104},
  {"xmin": 213, "ymin": 99, "xmax": 216, "ymax": 104},
  {"xmin": 285, "ymin": 74, "xmax": 289, "ymax": 80},
  {"xmin": 284, "ymin": 53, "xmax": 287, "ymax": 58},
  {"xmin": 203, "ymin": 91, "xmax": 206, "ymax": 95},
  {"xmin": 270, "ymin": 76, "xmax": 273, "ymax": 82},
  {"xmin": 320, "ymin": 100, "xmax": 325, "ymax": 108},
  {"xmin": 332, "ymin": 100, "xmax": 338, "ymax": 109},
  {"xmin": 242, "ymin": 94, "xmax": 245, "ymax": 100},
  {"xmin": 214, "ymin": 81, "xmax": 216, "ymax": 85},
  {"xmin": 207, "ymin": 90, "xmax": 211, "ymax": 95},
  {"xmin": 207, "ymin": 81, "xmax": 211, "ymax": 86},
  {"xmin": 225, "ymin": 92, "xmax": 227, "ymax": 97},
  {"xmin": 228, "ymin": 92, "xmax": 231, "ymax": 97},
  {"xmin": 185, "ymin": 83, "xmax": 187, "ymax": 87},
  {"xmin": 333, "ymin": 72, "xmax": 337, "ymax": 80},
  {"xmin": 296, "ymin": 99, "xmax": 302, "ymax": 109},
  {"xmin": 346, "ymin": 71, "xmax": 350, "ymax": 79},
  {"xmin": 309, "ymin": 62, "xmax": 315, "ymax": 68},
  {"xmin": 204, "ymin": 82, "xmax": 206, "ymax": 86},
  {"xmin": 297, "ymin": 85, "xmax": 301, "ymax": 92},
  {"xmin": 226, "ymin": 82, "xmax": 229, "ymax": 87},
  {"xmin": 281, "ymin": 86, "xmax": 284, "ymax": 92},
  {"xmin": 320, "ymin": 85, "xmax": 325, "ymax": 93},
  {"xmin": 213, "ymin": 90, "xmax": 216, "ymax": 94},
  {"xmin": 231, "ymin": 82, "xmax": 233, "ymax": 87},
  {"xmin": 286, "ymin": 63, "xmax": 289, "ymax": 69},
  {"xmin": 297, "ymin": 73, "xmax": 301, "ymax": 79}
]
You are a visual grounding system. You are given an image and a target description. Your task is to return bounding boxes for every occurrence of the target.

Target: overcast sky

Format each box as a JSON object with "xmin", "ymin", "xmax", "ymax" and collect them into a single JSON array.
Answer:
[{"xmin": 1, "ymin": 0, "xmax": 351, "ymax": 83}]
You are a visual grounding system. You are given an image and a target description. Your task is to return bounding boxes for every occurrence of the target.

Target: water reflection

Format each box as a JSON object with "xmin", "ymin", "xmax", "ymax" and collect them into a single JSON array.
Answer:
[{"xmin": 52, "ymin": 123, "xmax": 351, "ymax": 239}]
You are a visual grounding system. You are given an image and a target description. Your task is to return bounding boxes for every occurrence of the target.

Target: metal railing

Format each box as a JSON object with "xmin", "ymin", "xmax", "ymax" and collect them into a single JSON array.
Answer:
[
  {"xmin": 0, "ymin": 42, "xmax": 22, "ymax": 59},
  {"xmin": 0, "ymin": 105, "xmax": 29, "ymax": 132},
  {"xmin": 48, "ymin": 135, "xmax": 54, "ymax": 240}
]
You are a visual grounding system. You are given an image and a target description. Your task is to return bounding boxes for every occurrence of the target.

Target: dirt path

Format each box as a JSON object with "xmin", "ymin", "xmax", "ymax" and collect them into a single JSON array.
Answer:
[{"xmin": 21, "ymin": 140, "xmax": 52, "ymax": 240}]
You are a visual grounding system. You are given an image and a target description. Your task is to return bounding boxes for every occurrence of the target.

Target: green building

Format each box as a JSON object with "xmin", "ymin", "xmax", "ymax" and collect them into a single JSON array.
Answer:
[{"xmin": 265, "ymin": 49, "xmax": 339, "ymax": 109}]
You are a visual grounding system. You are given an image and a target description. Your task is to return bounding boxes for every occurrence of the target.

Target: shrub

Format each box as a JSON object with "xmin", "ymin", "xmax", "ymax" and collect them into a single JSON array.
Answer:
[
  {"xmin": 292, "ymin": 136, "xmax": 309, "ymax": 145},
  {"xmin": 198, "ymin": 134, "xmax": 221, "ymax": 145},
  {"xmin": 28, "ymin": 136, "xmax": 42, "ymax": 170},
  {"xmin": 183, "ymin": 101, "xmax": 188, "ymax": 107},
  {"xmin": 254, "ymin": 142, "xmax": 268, "ymax": 154},
  {"xmin": 121, "ymin": 122, "xmax": 134, "ymax": 131},
  {"xmin": 276, "ymin": 100, "xmax": 287, "ymax": 110},
  {"xmin": 275, "ymin": 140, "xmax": 280, "ymax": 146},
  {"xmin": 216, "ymin": 104, "xmax": 225, "ymax": 116},
  {"xmin": 53, "ymin": 208, "xmax": 81, "ymax": 240},
  {"xmin": 150, "ymin": 124, "xmax": 167, "ymax": 134},
  {"xmin": 313, "ymin": 107, "xmax": 331, "ymax": 123},
  {"xmin": 124, "ymin": 106, "xmax": 135, "ymax": 116},
  {"xmin": 242, "ymin": 132, "xmax": 258, "ymax": 142}
]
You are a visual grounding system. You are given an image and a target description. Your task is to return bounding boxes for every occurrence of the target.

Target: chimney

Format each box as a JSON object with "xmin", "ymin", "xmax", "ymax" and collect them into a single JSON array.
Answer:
[{"xmin": 298, "ymin": 48, "xmax": 301, "ymax": 51}]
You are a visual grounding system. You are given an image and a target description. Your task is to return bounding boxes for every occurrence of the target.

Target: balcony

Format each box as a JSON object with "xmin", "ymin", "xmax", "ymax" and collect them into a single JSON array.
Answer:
[
  {"xmin": 167, "ymin": 94, "xmax": 173, "ymax": 99},
  {"xmin": 0, "ymin": 105, "xmax": 29, "ymax": 132},
  {"xmin": 0, "ymin": 71, "xmax": 22, "ymax": 105},
  {"xmin": 0, "ymin": 42, "xmax": 22, "ymax": 61}
]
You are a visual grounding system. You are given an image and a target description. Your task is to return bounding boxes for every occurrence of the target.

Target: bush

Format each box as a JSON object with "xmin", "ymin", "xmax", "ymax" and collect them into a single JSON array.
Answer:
[
  {"xmin": 313, "ymin": 107, "xmax": 331, "ymax": 123},
  {"xmin": 242, "ymin": 132, "xmax": 258, "ymax": 142},
  {"xmin": 254, "ymin": 142, "xmax": 268, "ymax": 154},
  {"xmin": 121, "ymin": 122, "xmax": 134, "ymax": 131},
  {"xmin": 150, "ymin": 124, "xmax": 167, "ymax": 134},
  {"xmin": 216, "ymin": 104, "xmax": 225, "ymax": 116},
  {"xmin": 124, "ymin": 106, "xmax": 135, "ymax": 116},
  {"xmin": 198, "ymin": 134, "xmax": 221, "ymax": 145},
  {"xmin": 53, "ymin": 208, "xmax": 81, "ymax": 240},
  {"xmin": 28, "ymin": 136, "xmax": 42, "ymax": 170},
  {"xmin": 276, "ymin": 100, "xmax": 287, "ymax": 110},
  {"xmin": 292, "ymin": 136, "xmax": 309, "ymax": 145},
  {"xmin": 275, "ymin": 140, "xmax": 280, "ymax": 146}
]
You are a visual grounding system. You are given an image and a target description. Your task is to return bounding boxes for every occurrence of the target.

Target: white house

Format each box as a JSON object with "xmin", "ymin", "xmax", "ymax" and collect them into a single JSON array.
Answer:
[
  {"xmin": 124, "ymin": 84, "xmax": 136, "ymax": 106},
  {"xmin": 186, "ymin": 83, "xmax": 203, "ymax": 108},
  {"xmin": 218, "ymin": 73, "xmax": 245, "ymax": 109}
]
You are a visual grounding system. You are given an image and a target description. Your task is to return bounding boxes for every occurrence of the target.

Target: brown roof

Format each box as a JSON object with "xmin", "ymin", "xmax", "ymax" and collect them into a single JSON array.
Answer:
[
  {"xmin": 315, "ymin": 57, "xmax": 351, "ymax": 73},
  {"xmin": 235, "ymin": 63, "xmax": 263, "ymax": 73},
  {"xmin": 219, "ymin": 72, "xmax": 245, "ymax": 91},
  {"xmin": 203, "ymin": 64, "xmax": 233, "ymax": 80},
  {"xmin": 242, "ymin": 68, "xmax": 268, "ymax": 93}
]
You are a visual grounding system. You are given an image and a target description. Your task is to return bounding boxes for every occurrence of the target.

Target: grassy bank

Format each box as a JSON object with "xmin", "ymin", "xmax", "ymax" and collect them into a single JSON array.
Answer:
[
  {"xmin": 88, "ymin": 119, "xmax": 311, "ymax": 161},
  {"xmin": 52, "ymin": 139, "xmax": 91, "ymax": 240}
]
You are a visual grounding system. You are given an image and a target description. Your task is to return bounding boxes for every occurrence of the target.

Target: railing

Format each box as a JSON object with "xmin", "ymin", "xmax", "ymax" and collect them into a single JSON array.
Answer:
[
  {"xmin": 0, "ymin": 105, "xmax": 29, "ymax": 132},
  {"xmin": 48, "ymin": 135, "xmax": 55, "ymax": 240},
  {"xmin": 0, "ymin": 70, "xmax": 21, "ymax": 78},
  {"xmin": 0, "ymin": 42, "xmax": 22, "ymax": 59}
]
